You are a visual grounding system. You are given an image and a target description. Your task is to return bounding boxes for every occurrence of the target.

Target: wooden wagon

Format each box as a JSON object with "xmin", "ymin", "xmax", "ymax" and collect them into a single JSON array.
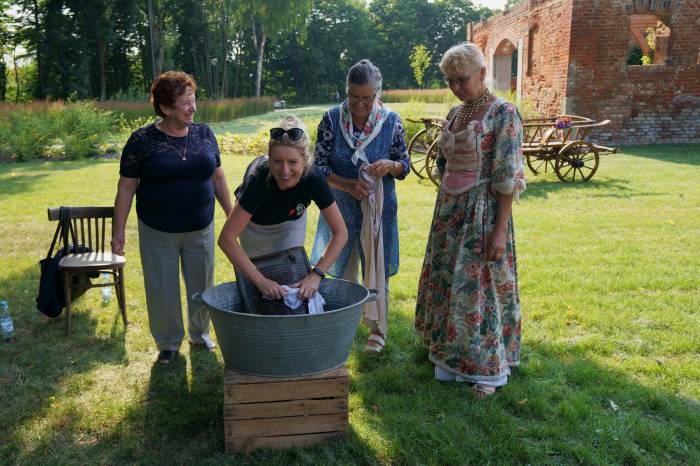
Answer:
[
  {"xmin": 522, "ymin": 115, "xmax": 616, "ymax": 183},
  {"xmin": 407, "ymin": 114, "xmax": 616, "ymax": 185}
]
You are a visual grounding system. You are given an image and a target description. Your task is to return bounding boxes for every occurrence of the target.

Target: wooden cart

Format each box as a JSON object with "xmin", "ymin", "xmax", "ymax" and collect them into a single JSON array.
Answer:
[
  {"xmin": 406, "ymin": 117, "xmax": 443, "ymax": 186},
  {"xmin": 407, "ymin": 114, "xmax": 616, "ymax": 186},
  {"xmin": 522, "ymin": 115, "xmax": 616, "ymax": 183}
]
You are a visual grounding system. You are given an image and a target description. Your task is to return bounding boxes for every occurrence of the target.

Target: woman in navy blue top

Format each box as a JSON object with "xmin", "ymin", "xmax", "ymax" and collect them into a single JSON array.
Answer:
[{"xmin": 112, "ymin": 71, "xmax": 233, "ymax": 365}]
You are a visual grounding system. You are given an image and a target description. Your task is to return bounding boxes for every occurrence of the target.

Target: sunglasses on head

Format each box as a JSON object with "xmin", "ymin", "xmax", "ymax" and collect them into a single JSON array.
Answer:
[{"xmin": 269, "ymin": 127, "xmax": 305, "ymax": 141}]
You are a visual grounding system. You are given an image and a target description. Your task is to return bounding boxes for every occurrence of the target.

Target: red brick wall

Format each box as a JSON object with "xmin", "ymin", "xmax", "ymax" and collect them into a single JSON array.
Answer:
[
  {"xmin": 472, "ymin": 0, "xmax": 574, "ymax": 117},
  {"xmin": 567, "ymin": 0, "xmax": 700, "ymax": 144},
  {"xmin": 470, "ymin": 0, "xmax": 700, "ymax": 145}
]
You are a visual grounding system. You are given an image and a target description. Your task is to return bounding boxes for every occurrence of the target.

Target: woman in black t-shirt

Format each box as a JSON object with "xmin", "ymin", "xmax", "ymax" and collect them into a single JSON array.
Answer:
[{"xmin": 218, "ymin": 116, "xmax": 347, "ymax": 301}]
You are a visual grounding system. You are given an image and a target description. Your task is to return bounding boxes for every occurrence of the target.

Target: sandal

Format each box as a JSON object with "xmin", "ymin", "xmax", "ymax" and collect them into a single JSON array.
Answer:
[
  {"xmin": 364, "ymin": 334, "xmax": 385, "ymax": 354},
  {"xmin": 157, "ymin": 350, "xmax": 178, "ymax": 365},
  {"xmin": 472, "ymin": 383, "xmax": 496, "ymax": 397}
]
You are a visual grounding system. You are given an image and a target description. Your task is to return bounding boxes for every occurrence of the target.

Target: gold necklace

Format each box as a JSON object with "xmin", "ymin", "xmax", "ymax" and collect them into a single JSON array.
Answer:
[{"xmin": 456, "ymin": 88, "xmax": 490, "ymax": 128}]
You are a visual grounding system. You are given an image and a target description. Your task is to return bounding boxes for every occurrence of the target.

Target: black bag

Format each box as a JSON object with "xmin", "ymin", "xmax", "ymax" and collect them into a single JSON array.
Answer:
[{"xmin": 36, "ymin": 207, "xmax": 92, "ymax": 317}]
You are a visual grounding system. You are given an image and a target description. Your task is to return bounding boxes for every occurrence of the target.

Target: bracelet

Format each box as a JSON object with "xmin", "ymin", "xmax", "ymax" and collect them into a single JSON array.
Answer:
[{"xmin": 311, "ymin": 267, "xmax": 326, "ymax": 279}]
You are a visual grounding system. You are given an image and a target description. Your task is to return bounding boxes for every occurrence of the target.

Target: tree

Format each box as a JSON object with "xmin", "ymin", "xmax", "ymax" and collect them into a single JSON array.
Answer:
[
  {"xmin": 409, "ymin": 44, "xmax": 431, "ymax": 88},
  {"xmin": 237, "ymin": 0, "xmax": 312, "ymax": 97},
  {"xmin": 0, "ymin": 1, "xmax": 9, "ymax": 100},
  {"xmin": 505, "ymin": 0, "xmax": 523, "ymax": 9},
  {"xmin": 266, "ymin": 0, "xmax": 378, "ymax": 101}
]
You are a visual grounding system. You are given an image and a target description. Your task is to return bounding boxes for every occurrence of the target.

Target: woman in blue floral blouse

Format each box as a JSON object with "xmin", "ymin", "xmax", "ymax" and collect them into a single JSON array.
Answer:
[
  {"xmin": 312, "ymin": 59, "xmax": 410, "ymax": 354},
  {"xmin": 415, "ymin": 43, "xmax": 526, "ymax": 396}
]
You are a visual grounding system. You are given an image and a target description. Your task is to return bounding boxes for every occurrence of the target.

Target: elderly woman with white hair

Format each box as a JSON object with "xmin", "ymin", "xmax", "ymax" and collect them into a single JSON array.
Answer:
[
  {"xmin": 311, "ymin": 59, "xmax": 410, "ymax": 354},
  {"xmin": 218, "ymin": 115, "xmax": 347, "ymax": 301},
  {"xmin": 414, "ymin": 42, "xmax": 526, "ymax": 396}
]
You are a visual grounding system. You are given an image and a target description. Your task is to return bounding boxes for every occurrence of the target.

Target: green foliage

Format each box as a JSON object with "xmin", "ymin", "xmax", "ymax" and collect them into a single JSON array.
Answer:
[
  {"xmin": 96, "ymin": 96, "xmax": 275, "ymax": 122},
  {"xmin": 57, "ymin": 103, "xmax": 115, "ymax": 159},
  {"xmin": 0, "ymin": 107, "xmax": 54, "ymax": 161},
  {"xmin": 644, "ymin": 26, "xmax": 656, "ymax": 64},
  {"xmin": 382, "ymin": 88, "xmax": 459, "ymax": 104},
  {"xmin": 627, "ymin": 45, "xmax": 644, "ymax": 65},
  {"xmin": 409, "ymin": 44, "xmax": 431, "ymax": 89},
  {"xmin": 0, "ymin": 101, "xmax": 117, "ymax": 160},
  {"xmin": 6, "ymin": 0, "xmax": 494, "ymax": 103}
]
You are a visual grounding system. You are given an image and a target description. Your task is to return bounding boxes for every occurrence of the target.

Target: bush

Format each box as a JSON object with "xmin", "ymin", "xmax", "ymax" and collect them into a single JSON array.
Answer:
[
  {"xmin": 58, "ymin": 103, "xmax": 117, "ymax": 159},
  {"xmin": 218, "ymin": 131, "xmax": 269, "ymax": 158},
  {"xmin": 0, "ymin": 107, "xmax": 57, "ymax": 161},
  {"xmin": 0, "ymin": 101, "xmax": 119, "ymax": 161}
]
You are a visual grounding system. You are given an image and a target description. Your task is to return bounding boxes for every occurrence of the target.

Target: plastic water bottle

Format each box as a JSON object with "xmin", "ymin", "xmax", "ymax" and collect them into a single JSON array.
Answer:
[
  {"xmin": 101, "ymin": 273, "xmax": 112, "ymax": 304},
  {"xmin": 0, "ymin": 301, "xmax": 14, "ymax": 341}
]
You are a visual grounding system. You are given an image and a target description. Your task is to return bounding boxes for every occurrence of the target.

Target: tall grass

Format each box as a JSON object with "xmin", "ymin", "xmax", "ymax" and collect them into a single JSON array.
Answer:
[
  {"xmin": 382, "ymin": 88, "xmax": 459, "ymax": 104},
  {"xmin": 382, "ymin": 88, "xmax": 541, "ymax": 123},
  {"xmin": 95, "ymin": 96, "xmax": 276, "ymax": 123},
  {"xmin": 0, "ymin": 102, "xmax": 117, "ymax": 161}
]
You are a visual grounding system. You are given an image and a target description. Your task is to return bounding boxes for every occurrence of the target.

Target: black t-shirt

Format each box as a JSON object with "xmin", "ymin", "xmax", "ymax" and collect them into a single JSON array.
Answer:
[
  {"xmin": 120, "ymin": 123, "xmax": 221, "ymax": 233},
  {"xmin": 235, "ymin": 156, "xmax": 335, "ymax": 225}
]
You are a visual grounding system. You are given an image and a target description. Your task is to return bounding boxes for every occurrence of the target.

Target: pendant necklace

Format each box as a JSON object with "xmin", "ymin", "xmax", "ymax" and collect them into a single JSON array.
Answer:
[
  {"xmin": 164, "ymin": 129, "xmax": 189, "ymax": 161},
  {"xmin": 456, "ymin": 88, "xmax": 490, "ymax": 129}
]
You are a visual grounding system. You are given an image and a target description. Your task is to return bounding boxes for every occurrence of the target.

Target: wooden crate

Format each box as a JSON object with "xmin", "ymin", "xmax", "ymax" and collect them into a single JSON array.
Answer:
[{"xmin": 224, "ymin": 367, "xmax": 349, "ymax": 453}]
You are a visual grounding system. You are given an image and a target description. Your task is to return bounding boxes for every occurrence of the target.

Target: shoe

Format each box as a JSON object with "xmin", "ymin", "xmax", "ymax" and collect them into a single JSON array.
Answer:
[
  {"xmin": 364, "ymin": 333, "xmax": 385, "ymax": 354},
  {"xmin": 189, "ymin": 341, "xmax": 216, "ymax": 352},
  {"xmin": 157, "ymin": 350, "xmax": 178, "ymax": 364},
  {"xmin": 471, "ymin": 383, "xmax": 496, "ymax": 397}
]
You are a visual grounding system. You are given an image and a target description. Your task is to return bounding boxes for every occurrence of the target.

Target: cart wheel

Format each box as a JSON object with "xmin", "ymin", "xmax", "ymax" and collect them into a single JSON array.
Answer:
[
  {"xmin": 554, "ymin": 141, "xmax": 599, "ymax": 182},
  {"xmin": 408, "ymin": 129, "xmax": 432, "ymax": 179},
  {"xmin": 425, "ymin": 140, "xmax": 441, "ymax": 187},
  {"xmin": 526, "ymin": 153, "xmax": 556, "ymax": 176}
]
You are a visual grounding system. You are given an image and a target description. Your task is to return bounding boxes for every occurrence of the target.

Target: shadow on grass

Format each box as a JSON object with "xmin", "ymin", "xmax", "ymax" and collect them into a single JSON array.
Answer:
[
  {"xmin": 0, "ymin": 265, "xmax": 127, "ymax": 463},
  {"xmin": 620, "ymin": 144, "xmax": 700, "ymax": 166},
  {"xmin": 0, "ymin": 159, "xmax": 106, "ymax": 201},
  {"xmin": 522, "ymin": 176, "xmax": 645, "ymax": 200},
  {"xmin": 5, "ymin": 287, "xmax": 698, "ymax": 464},
  {"xmin": 348, "ymin": 310, "xmax": 700, "ymax": 465}
]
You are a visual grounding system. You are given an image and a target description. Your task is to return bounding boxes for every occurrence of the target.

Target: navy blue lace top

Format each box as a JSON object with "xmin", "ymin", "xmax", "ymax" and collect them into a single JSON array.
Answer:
[{"xmin": 120, "ymin": 123, "xmax": 221, "ymax": 233}]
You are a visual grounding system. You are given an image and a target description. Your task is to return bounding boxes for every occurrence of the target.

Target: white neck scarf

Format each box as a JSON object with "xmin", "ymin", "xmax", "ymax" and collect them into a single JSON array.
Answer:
[{"xmin": 339, "ymin": 99, "xmax": 388, "ymax": 166}]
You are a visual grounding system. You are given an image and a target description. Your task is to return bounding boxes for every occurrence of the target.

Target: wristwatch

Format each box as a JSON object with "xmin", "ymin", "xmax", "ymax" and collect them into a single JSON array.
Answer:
[{"xmin": 311, "ymin": 267, "xmax": 326, "ymax": 279}]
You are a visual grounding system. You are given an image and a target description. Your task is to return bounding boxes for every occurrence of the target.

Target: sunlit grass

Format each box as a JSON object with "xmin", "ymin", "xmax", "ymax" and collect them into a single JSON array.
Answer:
[{"xmin": 0, "ymin": 125, "xmax": 698, "ymax": 463}]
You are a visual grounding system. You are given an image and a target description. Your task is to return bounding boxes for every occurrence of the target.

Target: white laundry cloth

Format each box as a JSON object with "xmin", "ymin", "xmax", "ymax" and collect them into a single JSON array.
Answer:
[{"xmin": 275, "ymin": 285, "xmax": 326, "ymax": 315}]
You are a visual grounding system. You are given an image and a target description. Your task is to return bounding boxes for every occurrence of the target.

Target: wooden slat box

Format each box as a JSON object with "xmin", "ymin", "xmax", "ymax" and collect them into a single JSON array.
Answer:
[{"xmin": 224, "ymin": 367, "xmax": 349, "ymax": 453}]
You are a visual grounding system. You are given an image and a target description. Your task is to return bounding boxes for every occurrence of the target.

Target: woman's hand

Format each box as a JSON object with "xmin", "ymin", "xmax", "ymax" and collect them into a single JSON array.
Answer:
[
  {"xmin": 485, "ymin": 228, "xmax": 507, "ymax": 262},
  {"xmin": 344, "ymin": 179, "xmax": 373, "ymax": 201},
  {"xmin": 254, "ymin": 277, "xmax": 287, "ymax": 300},
  {"xmin": 111, "ymin": 229, "xmax": 126, "ymax": 256},
  {"xmin": 291, "ymin": 273, "xmax": 322, "ymax": 300},
  {"xmin": 366, "ymin": 159, "xmax": 400, "ymax": 178}
]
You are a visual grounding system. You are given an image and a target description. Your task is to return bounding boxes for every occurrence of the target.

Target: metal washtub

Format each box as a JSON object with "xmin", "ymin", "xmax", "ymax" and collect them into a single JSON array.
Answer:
[{"xmin": 200, "ymin": 279, "xmax": 377, "ymax": 377}]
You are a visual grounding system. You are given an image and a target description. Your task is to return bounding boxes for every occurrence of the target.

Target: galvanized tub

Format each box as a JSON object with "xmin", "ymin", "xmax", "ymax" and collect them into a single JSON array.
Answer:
[{"xmin": 200, "ymin": 278, "xmax": 376, "ymax": 377}]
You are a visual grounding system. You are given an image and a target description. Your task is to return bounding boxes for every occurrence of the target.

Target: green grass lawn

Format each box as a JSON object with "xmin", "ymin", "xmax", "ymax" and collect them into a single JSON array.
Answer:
[{"xmin": 1, "ymin": 139, "xmax": 699, "ymax": 464}]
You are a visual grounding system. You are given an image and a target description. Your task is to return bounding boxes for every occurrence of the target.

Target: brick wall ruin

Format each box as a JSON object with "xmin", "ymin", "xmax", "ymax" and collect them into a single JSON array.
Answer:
[{"xmin": 469, "ymin": 0, "xmax": 700, "ymax": 145}]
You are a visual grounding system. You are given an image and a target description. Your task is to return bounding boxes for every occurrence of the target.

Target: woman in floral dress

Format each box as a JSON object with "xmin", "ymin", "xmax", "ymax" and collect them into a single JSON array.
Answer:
[{"xmin": 415, "ymin": 43, "xmax": 526, "ymax": 396}]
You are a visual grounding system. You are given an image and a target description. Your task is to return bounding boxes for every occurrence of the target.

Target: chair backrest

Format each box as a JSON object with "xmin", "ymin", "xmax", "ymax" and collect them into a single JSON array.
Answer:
[{"xmin": 48, "ymin": 207, "xmax": 114, "ymax": 254}]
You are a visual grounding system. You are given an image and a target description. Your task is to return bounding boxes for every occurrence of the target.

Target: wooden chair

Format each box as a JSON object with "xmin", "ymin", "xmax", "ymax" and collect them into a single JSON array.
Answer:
[{"xmin": 48, "ymin": 207, "xmax": 127, "ymax": 334}]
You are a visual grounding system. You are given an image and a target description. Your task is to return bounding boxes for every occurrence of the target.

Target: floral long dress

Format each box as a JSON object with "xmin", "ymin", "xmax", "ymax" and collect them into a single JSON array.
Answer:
[{"xmin": 414, "ymin": 98, "xmax": 526, "ymax": 386}]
